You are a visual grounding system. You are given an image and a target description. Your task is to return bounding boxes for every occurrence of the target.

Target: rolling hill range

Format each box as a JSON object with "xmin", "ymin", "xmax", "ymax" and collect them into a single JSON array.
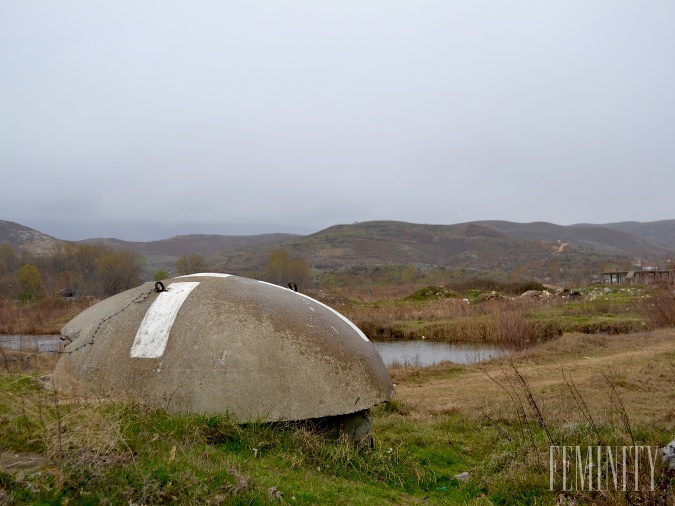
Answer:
[
  {"xmin": 573, "ymin": 220, "xmax": 675, "ymax": 248},
  {"xmin": 471, "ymin": 221, "xmax": 675, "ymax": 256},
  {"xmin": 211, "ymin": 221, "xmax": 559, "ymax": 272},
  {"xmin": 2, "ymin": 219, "xmax": 675, "ymax": 278},
  {"xmin": 210, "ymin": 220, "xmax": 670, "ymax": 276},
  {"xmin": 77, "ymin": 233, "xmax": 300, "ymax": 258}
]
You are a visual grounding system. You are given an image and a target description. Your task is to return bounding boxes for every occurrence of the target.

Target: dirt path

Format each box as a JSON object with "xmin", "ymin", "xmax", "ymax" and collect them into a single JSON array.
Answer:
[{"xmin": 392, "ymin": 329, "xmax": 675, "ymax": 427}]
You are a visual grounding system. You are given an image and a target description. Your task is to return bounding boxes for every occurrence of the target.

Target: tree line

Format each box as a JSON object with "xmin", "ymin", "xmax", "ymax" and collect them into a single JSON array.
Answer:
[
  {"xmin": 0, "ymin": 239, "xmax": 314, "ymax": 302},
  {"xmin": 0, "ymin": 242, "xmax": 145, "ymax": 300},
  {"xmin": 0, "ymin": 241, "xmax": 226, "ymax": 301}
]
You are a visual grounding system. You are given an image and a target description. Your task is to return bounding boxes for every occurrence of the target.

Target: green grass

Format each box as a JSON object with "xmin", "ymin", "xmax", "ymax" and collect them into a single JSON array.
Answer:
[
  {"xmin": 2, "ymin": 357, "xmax": 675, "ymax": 504},
  {"xmin": 403, "ymin": 285, "xmax": 461, "ymax": 302},
  {"xmin": 532, "ymin": 285, "xmax": 647, "ymax": 335},
  {"xmin": 0, "ymin": 376, "xmax": 435, "ymax": 504}
]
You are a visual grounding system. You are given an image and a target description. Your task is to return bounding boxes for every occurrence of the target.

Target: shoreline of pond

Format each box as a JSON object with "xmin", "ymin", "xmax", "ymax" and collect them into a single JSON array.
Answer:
[{"xmin": 1, "ymin": 334, "xmax": 513, "ymax": 367}]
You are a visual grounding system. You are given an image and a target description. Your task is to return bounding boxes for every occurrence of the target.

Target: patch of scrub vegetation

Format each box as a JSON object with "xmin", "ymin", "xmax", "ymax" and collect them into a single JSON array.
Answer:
[
  {"xmin": 403, "ymin": 285, "xmax": 460, "ymax": 302},
  {"xmin": 340, "ymin": 283, "xmax": 658, "ymax": 344}
]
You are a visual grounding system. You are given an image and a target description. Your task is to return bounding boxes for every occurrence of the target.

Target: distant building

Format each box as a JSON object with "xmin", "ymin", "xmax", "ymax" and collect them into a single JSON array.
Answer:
[{"xmin": 599, "ymin": 269, "xmax": 674, "ymax": 285}]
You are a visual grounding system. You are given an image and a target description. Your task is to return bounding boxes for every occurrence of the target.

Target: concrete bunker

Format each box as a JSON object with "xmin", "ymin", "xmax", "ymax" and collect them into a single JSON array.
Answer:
[{"xmin": 53, "ymin": 273, "xmax": 394, "ymax": 439}]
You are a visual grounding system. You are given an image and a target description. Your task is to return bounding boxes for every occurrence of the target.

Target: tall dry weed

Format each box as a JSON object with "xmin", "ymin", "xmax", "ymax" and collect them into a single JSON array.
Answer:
[
  {"xmin": 640, "ymin": 287, "xmax": 675, "ymax": 328},
  {"xmin": 494, "ymin": 306, "xmax": 539, "ymax": 349},
  {"xmin": 343, "ymin": 296, "xmax": 560, "ymax": 345},
  {"xmin": 338, "ymin": 297, "xmax": 473, "ymax": 325},
  {"xmin": 0, "ymin": 297, "xmax": 96, "ymax": 334}
]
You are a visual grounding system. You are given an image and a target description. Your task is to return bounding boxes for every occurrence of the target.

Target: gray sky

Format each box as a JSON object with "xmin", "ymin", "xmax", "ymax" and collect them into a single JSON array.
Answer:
[{"xmin": 2, "ymin": 1, "xmax": 674, "ymax": 241}]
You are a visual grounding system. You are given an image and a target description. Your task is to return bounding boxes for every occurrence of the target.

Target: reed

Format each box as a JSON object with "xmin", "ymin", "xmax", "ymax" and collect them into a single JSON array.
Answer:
[{"xmin": 0, "ymin": 297, "xmax": 95, "ymax": 334}]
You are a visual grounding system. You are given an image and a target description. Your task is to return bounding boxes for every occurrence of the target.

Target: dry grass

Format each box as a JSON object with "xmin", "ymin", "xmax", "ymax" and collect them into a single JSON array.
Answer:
[
  {"xmin": 0, "ymin": 298, "xmax": 97, "ymax": 334},
  {"xmin": 392, "ymin": 329, "xmax": 675, "ymax": 428},
  {"xmin": 314, "ymin": 284, "xmax": 427, "ymax": 303},
  {"xmin": 0, "ymin": 346, "xmax": 60, "ymax": 376},
  {"xmin": 385, "ymin": 329, "xmax": 675, "ymax": 504},
  {"xmin": 339, "ymin": 297, "xmax": 561, "ymax": 346},
  {"xmin": 0, "ymin": 347, "xmax": 128, "ymax": 466},
  {"xmin": 3, "ymin": 327, "xmax": 674, "ymax": 503},
  {"xmin": 336, "ymin": 297, "xmax": 474, "ymax": 323},
  {"xmin": 640, "ymin": 287, "xmax": 675, "ymax": 328}
]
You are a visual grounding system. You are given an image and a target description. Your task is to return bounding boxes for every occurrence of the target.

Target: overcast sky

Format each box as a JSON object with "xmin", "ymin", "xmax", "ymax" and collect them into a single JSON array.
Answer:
[{"xmin": 2, "ymin": 1, "xmax": 674, "ymax": 241}]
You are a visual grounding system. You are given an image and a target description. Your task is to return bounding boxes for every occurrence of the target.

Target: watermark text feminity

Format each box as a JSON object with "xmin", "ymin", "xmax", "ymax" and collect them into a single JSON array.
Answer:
[{"xmin": 549, "ymin": 445, "xmax": 662, "ymax": 491}]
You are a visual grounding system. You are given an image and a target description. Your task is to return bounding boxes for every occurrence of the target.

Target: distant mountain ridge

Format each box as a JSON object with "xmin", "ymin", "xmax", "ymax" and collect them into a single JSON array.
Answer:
[
  {"xmin": 2, "ymin": 219, "xmax": 674, "ymax": 277},
  {"xmin": 78, "ymin": 233, "xmax": 300, "ymax": 258},
  {"xmin": 472, "ymin": 221, "xmax": 674, "ymax": 256},
  {"xmin": 573, "ymin": 220, "xmax": 675, "ymax": 248},
  {"xmin": 211, "ymin": 221, "xmax": 557, "ymax": 273},
  {"xmin": 211, "ymin": 219, "xmax": 675, "ymax": 274}
]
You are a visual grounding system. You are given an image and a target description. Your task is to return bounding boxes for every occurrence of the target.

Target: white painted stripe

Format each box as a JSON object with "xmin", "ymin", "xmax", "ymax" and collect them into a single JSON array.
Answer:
[
  {"xmin": 257, "ymin": 280, "xmax": 370, "ymax": 342},
  {"xmin": 174, "ymin": 273, "xmax": 232, "ymax": 279},
  {"xmin": 131, "ymin": 282, "xmax": 200, "ymax": 358}
]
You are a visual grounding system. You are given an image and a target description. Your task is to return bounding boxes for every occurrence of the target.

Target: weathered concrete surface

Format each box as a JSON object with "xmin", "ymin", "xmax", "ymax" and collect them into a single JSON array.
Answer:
[{"xmin": 53, "ymin": 274, "xmax": 394, "ymax": 421}]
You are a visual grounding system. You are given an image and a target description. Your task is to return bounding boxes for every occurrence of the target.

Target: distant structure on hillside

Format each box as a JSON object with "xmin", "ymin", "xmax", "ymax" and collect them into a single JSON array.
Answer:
[{"xmin": 599, "ymin": 269, "xmax": 674, "ymax": 285}]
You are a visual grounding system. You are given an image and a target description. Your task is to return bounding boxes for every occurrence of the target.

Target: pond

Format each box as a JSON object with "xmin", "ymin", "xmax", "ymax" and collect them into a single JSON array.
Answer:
[
  {"xmin": 0, "ymin": 335, "xmax": 64, "ymax": 352},
  {"xmin": 373, "ymin": 340, "xmax": 510, "ymax": 367},
  {"xmin": 1, "ymin": 335, "xmax": 511, "ymax": 367}
]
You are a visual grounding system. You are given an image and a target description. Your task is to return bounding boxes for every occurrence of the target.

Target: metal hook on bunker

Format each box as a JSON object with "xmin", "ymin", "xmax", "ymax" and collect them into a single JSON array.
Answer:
[
  {"xmin": 155, "ymin": 281, "xmax": 167, "ymax": 293},
  {"xmin": 288, "ymin": 281, "xmax": 297, "ymax": 292}
]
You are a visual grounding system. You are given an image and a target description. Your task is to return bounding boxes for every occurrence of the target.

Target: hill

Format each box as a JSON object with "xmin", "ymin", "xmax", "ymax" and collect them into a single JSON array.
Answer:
[
  {"xmin": 574, "ymin": 219, "xmax": 675, "ymax": 249},
  {"xmin": 473, "ymin": 220, "xmax": 674, "ymax": 256},
  {"xmin": 78, "ymin": 233, "xmax": 300, "ymax": 258},
  {"xmin": 3, "ymin": 218, "xmax": 675, "ymax": 281},
  {"xmin": 0, "ymin": 220, "xmax": 64, "ymax": 255},
  {"xmin": 211, "ymin": 220, "xmax": 635, "ymax": 278}
]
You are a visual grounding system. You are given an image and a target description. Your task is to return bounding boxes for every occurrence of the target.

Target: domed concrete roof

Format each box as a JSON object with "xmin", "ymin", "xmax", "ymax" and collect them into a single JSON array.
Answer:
[{"xmin": 53, "ymin": 274, "xmax": 394, "ymax": 421}]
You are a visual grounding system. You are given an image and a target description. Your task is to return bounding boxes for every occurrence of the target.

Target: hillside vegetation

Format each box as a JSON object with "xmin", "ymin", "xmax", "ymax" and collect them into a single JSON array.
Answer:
[
  {"xmin": 0, "ymin": 221, "xmax": 62, "ymax": 255},
  {"xmin": 2, "ymin": 219, "xmax": 674, "ymax": 296},
  {"xmin": 474, "ymin": 220, "xmax": 675, "ymax": 255},
  {"xmin": 591, "ymin": 219, "xmax": 675, "ymax": 248}
]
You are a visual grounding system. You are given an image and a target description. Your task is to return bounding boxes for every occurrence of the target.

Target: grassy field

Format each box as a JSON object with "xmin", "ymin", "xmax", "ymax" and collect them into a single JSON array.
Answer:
[
  {"xmin": 2, "ymin": 285, "xmax": 675, "ymax": 504},
  {"xmin": 318, "ymin": 284, "xmax": 649, "ymax": 347}
]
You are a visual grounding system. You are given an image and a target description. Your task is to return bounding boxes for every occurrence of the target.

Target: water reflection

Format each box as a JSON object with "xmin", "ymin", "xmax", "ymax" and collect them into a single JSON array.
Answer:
[{"xmin": 373, "ymin": 340, "xmax": 509, "ymax": 367}]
